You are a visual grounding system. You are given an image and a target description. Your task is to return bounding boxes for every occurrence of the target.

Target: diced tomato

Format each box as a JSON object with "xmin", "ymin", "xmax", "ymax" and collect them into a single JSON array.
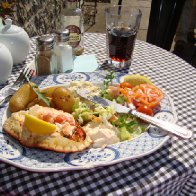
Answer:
[
  {"xmin": 54, "ymin": 115, "xmax": 75, "ymax": 126},
  {"xmin": 119, "ymin": 88, "xmax": 128, "ymax": 96},
  {"xmin": 42, "ymin": 114, "xmax": 54, "ymax": 123},
  {"xmin": 54, "ymin": 115, "xmax": 67, "ymax": 124},
  {"xmin": 69, "ymin": 123, "xmax": 86, "ymax": 142},
  {"xmin": 137, "ymin": 105, "xmax": 154, "ymax": 116},
  {"xmin": 131, "ymin": 84, "xmax": 164, "ymax": 109},
  {"xmin": 120, "ymin": 82, "xmax": 132, "ymax": 89}
]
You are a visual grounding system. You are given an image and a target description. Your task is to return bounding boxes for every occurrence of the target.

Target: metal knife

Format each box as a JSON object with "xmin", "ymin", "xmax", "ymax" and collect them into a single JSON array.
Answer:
[{"xmin": 77, "ymin": 89, "xmax": 192, "ymax": 139}]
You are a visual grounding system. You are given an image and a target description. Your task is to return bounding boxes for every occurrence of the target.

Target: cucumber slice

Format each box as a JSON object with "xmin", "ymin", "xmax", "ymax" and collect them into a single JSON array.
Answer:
[{"xmin": 119, "ymin": 126, "xmax": 131, "ymax": 141}]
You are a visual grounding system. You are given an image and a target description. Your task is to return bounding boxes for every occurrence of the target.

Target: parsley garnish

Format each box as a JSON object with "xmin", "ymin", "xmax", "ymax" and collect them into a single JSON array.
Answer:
[{"xmin": 99, "ymin": 71, "xmax": 115, "ymax": 98}]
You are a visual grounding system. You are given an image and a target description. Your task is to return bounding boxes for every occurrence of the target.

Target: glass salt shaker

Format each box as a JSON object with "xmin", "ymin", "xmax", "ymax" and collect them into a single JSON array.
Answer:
[
  {"xmin": 35, "ymin": 35, "xmax": 57, "ymax": 76},
  {"xmin": 55, "ymin": 29, "xmax": 74, "ymax": 73}
]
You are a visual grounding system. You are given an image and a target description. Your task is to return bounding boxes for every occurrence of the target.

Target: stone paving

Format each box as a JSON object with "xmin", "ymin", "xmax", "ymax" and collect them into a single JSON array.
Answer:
[{"xmin": 86, "ymin": 0, "xmax": 152, "ymax": 41}]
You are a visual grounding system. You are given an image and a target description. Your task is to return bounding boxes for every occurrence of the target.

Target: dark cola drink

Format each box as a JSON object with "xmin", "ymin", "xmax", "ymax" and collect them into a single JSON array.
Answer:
[{"xmin": 107, "ymin": 27, "xmax": 137, "ymax": 62}]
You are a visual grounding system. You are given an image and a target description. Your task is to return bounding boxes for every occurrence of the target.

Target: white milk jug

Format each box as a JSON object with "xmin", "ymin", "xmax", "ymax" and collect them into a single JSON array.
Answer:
[{"xmin": 0, "ymin": 43, "xmax": 13, "ymax": 84}]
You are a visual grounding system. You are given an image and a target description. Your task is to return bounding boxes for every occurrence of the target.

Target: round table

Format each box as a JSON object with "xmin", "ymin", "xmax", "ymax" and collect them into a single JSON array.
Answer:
[{"xmin": 0, "ymin": 33, "xmax": 195, "ymax": 195}]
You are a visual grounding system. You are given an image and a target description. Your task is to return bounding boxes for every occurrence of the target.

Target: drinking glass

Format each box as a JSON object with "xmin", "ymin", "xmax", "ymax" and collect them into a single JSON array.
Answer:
[{"xmin": 105, "ymin": 6, "xmax": 142, "ymax": 70}]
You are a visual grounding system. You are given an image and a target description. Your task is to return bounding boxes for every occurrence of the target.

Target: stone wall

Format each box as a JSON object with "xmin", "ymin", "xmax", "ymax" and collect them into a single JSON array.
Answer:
[
  {"xmin": 14, "ymin": 0, "xmax": 66, "ymax": 37},
  {"xmin": 11, "ymin": 0, "xmax": 110, "ymax": 37}
]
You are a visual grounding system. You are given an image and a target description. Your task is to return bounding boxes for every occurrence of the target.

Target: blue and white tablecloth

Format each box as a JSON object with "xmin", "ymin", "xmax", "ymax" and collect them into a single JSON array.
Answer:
[{"xmin": 0, "ymin": 33, "xmax": 195, "ymax": 195}]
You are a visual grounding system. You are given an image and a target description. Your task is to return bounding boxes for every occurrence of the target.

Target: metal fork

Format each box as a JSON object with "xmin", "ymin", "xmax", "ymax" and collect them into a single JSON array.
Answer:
[{"xmin": 0, "ymin": 68, "xmax": 34, "ymax": 106}]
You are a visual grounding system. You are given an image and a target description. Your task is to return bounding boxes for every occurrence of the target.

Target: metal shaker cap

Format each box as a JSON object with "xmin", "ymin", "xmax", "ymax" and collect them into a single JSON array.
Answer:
[
  {"xmin": 36, "ymin": 34, "xmax": 54, "ymax": 50},
  {"xmin": 55, "ymin": 29, "xmax": 70, "ymax": 42}
]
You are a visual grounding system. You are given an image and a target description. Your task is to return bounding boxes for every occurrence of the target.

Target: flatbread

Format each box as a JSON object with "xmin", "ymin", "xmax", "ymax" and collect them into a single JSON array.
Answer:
[{"xmin": 3, "ymin": 106, "xmax": 92, "ymax": 153}]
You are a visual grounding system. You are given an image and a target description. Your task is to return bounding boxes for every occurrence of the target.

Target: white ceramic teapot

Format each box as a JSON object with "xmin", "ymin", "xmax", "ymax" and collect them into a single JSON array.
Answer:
[
  {"xmin": 0, "ymin": 18, "xmax": 30, "ymax": 65},
  {"xmin": 0, "ymin": 43, "xmax": 13, "ymax": 84}
]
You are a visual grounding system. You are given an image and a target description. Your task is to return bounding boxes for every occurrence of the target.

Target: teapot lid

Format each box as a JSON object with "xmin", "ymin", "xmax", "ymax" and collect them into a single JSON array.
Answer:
[{"xmin": 0, "ymin": 19, "xmax": 23, "ymax": 34}]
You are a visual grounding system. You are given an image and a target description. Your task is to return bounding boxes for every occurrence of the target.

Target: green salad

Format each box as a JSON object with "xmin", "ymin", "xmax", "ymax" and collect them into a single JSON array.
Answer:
[{"xmin": 72, "ymin": 88, "xmax": 148, "ymax": 142}]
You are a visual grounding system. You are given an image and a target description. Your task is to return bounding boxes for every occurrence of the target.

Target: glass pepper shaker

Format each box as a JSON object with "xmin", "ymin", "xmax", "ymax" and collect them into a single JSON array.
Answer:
[
  {"xmin": 35, "ymin": 35, "xmax": 57, "ymax": 76},
  {"xmin": 55, "ymin": 29, "xmax": 74, "ymax": 73}
]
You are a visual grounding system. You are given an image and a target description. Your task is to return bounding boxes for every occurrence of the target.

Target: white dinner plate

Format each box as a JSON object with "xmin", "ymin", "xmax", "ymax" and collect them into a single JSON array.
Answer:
[{"xmin": 0, "ymin": 71, "xmax": 177, "ymax": 172}]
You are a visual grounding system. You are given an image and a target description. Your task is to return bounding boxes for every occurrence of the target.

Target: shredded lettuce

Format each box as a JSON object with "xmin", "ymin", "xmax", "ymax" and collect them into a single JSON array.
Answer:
[
  {"xmin": 72, "ymin": 101, "xmax": 92, "ymax": 124},
  {"xmin": 94, "ymin": 104, "xmax": 115, "ymax": 120},
  {"xmin": 111, "ymin": 113, "xmax": 148, "ymax": 141},
  {"xmin": 72, "ymin": 101, "xmax": 115, "ymax": 125}
]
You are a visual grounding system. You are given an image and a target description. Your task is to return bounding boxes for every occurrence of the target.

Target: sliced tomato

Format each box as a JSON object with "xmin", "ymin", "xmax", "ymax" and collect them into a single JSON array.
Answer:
[
  {"xmin": 120, "ymin": 82, "xmax": 132, "ymax": 89},
  {"xmin": 137, "ymin": 105, "xmax": 153, "ymax": 116},
  {"xmin": 131, "ymin": 84, "xmax": 164, "ymax": 109}
]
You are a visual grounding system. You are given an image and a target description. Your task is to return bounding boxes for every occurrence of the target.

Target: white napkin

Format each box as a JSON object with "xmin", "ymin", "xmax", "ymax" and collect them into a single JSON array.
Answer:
[{"xmin": 73, "ymin": 54, "xmax": 99, "ymax": 72}]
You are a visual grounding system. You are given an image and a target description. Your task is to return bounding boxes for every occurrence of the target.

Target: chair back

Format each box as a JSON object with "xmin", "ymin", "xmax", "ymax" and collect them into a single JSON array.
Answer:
[{"xmin": 147, "ymin": 0, "xmax": 186, "ymax": 50}]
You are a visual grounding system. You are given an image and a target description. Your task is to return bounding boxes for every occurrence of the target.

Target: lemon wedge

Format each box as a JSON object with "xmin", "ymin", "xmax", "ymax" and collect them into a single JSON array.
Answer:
[
  {"xmin": 24, "ymin": 114, "xmax": 56, "ymax": 135},
  {"xmin": 123, "ymin": 74, "xmax": 153, "ymax": 87}
]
